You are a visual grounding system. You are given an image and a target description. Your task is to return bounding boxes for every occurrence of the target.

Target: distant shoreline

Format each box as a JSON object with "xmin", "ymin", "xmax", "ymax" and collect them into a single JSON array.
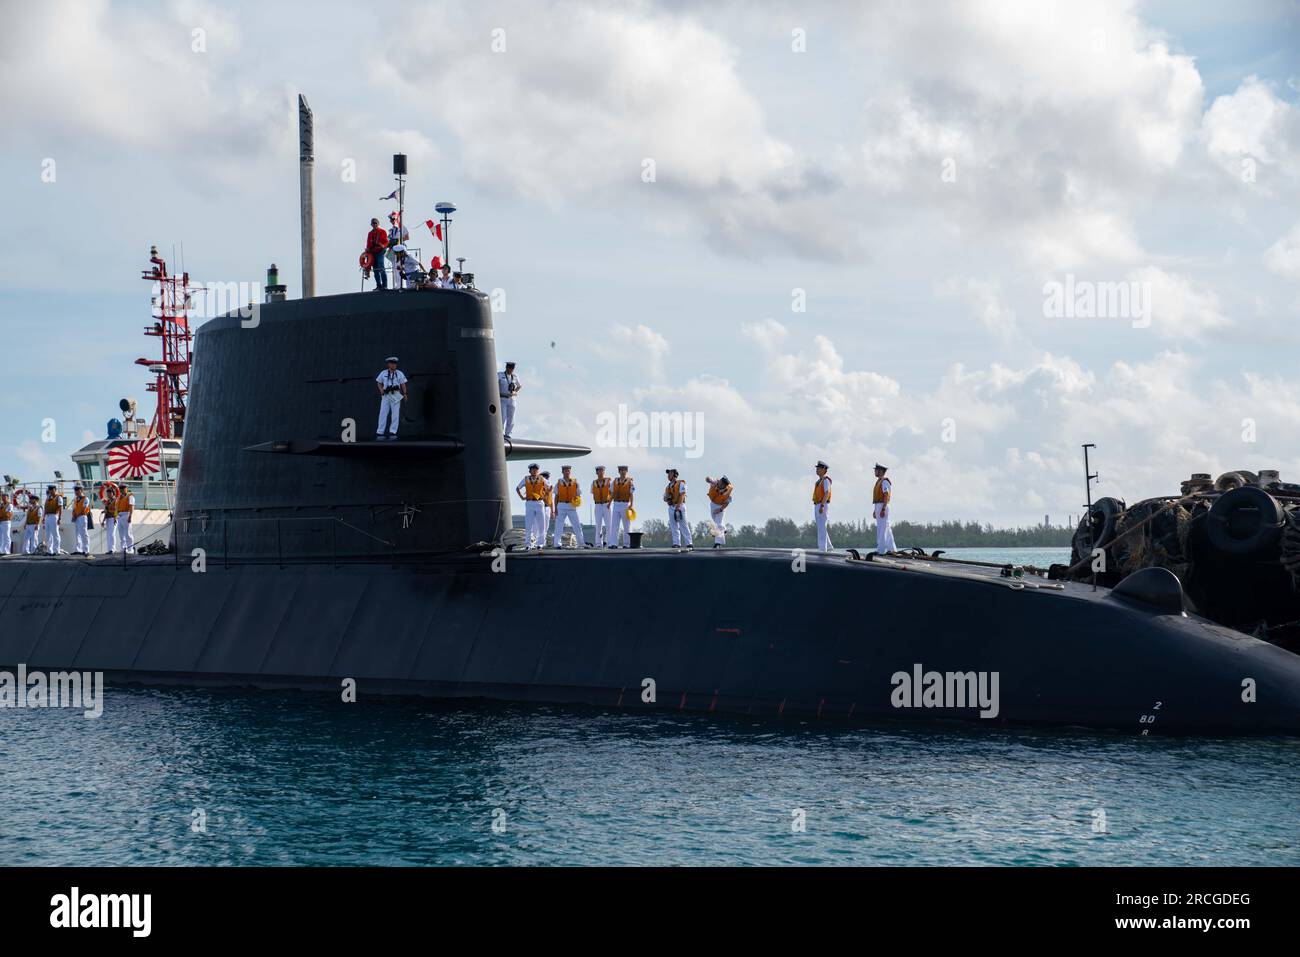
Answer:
[{"xmin": 636, "ymin": 517, "xmax": 1076, "ymax": 548}]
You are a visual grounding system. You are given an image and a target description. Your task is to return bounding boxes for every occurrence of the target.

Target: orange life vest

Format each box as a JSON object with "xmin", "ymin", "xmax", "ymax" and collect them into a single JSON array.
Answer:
[
  {"xmin": 665, "ymin": 480, "xmax": 686, "ymax": 506},
  {"xmin": 555, "ymin": 478, "xmax": 580, "ymax": 505},
  {"xmin": 0, "ymin": 501, "xmax": 11, "ymax": 521},
  {"xmin": 612, "ymin": 477, "xmax": 634, "ymax": 502},
  {"xmin": 26, "ymin": 504, "xmax": 41, "ymax": 524},
  {"xmin": 873, "ymin": 477, "xmax": 890, "ymax": 504},
  {"xmin": 118, "ymin": 494, "xmax": 134, "ymax": 515},
  {"xmin": 542, "ymin": 482, "xmax": 554, "ymax": 507},
  {"xmin": 73, "ymin": 496, "xmax": 91, "ymax": 518},
  {"xmin": 707, "ymin": 483, "xmax": 732, "ymax": 506},
  {"xmin": 591, "ymin": 477, "xmax": 612, "ymax": 504},
  {"xmin": 523, "ymin": 475, "xmax": 546, "ymax": 501},
  {"xmin": 813, "ymin": 476, "xmax": 832, "ymax": 504}
]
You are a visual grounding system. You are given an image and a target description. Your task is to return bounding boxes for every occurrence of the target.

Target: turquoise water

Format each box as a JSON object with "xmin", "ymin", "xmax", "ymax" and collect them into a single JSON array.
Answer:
[
  {"xmin": 916, "ymin": 546, "xmax": 1071, "ymax": 566},
  {"xmin": 2, "ymin": 686, "xmax": 1296, "ymax": 866}
]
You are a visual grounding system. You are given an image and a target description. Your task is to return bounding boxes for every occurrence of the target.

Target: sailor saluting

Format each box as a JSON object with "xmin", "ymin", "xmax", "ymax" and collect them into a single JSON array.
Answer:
[
  {"xmin": 813, "ymin": 461, "xmax": 832, "ymax": 552},
  {"xmin": 375, "ymin": 356, "xmax": 408, "ymax": 440},
  {"xmin": 873, "ymin": 463, "xmax": 897, "ymax": 554},
  {"xmin": 498, "ymin": 362, "xmax": 520, "ymax": 438}
]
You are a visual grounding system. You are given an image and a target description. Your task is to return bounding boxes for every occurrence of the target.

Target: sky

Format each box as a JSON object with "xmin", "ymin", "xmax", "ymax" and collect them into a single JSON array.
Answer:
[{"xmin": 1, "ymin": 0, "xmax": 1298, "ymax": 528}]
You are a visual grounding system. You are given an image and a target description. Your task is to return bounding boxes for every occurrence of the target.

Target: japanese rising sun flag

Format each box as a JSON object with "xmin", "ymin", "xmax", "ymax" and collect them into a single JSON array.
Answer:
[{"xmin": 107, "ymin": 437, "xmax": 162, "ymax": 479}]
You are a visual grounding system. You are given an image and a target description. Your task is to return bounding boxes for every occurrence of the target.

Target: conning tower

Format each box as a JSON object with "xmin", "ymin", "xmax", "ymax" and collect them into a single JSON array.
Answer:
[{"xmin": 174, "ymin": 288, "xmax": 583, "ymax": 559}]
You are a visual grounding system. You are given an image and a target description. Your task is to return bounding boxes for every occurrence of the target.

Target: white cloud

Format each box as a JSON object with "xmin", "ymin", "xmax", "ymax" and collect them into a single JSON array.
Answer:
[
  {"xmin": 1202, "ymin": 75, "xmax": 1300, "ymax": 185},
  {"xmin": 1264, "ymin": 222, "xmax": 1300, "ymax": 280}
]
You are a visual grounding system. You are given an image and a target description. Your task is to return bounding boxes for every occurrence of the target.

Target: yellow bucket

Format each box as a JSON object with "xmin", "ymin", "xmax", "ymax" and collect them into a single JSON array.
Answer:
[{"xmin": 626, "ymin": 507, "xmax": 637, "ymax": 522}]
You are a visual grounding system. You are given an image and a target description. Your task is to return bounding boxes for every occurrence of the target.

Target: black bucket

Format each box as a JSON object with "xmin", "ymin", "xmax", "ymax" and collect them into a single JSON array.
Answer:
[{"xmin": 629, "ymin": 532, "xmax": 644, "ymax": 549}]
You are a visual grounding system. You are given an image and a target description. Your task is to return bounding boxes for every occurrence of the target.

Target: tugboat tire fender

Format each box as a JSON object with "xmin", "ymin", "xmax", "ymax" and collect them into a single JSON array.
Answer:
[{"xmin": 1206, "ymin": 485, "xmax": 1284, "ymax": 556}]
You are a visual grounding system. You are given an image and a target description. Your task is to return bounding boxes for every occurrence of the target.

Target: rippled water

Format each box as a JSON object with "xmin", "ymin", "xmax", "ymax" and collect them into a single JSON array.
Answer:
[{"xmin": 1, "ymin": 686, "xmax": 1296, "ymax": 866}]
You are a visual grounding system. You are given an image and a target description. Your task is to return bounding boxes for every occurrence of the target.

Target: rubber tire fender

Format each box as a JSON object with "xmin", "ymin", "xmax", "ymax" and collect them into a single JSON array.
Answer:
[{"xmin": 1206, "ymin": 485, "xmax": 1284, "ymax": 556}]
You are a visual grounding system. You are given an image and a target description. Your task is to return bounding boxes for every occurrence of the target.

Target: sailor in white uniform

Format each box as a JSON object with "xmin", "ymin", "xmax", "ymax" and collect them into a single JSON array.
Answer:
[
  {"xmin": 498, "ymin": 362, "xmax": 520, "ymax": 438},
  {"xmin": 515, "ymin": 463, "xmax": 546, "ymax": 549},
  {"xmin": 664, "ymin": 468, "xmax": 693, "ymax": 551},
  {"xmin": 375, "ymin": 356, "xmax": 408, "ymax": 440},
  {"xmin": 552, "ymin": 465, "xmax": 586, "ymax": 547},
  {"xmin": 118, "ymin": 489, "xmax": 136, "ymax": 553},
  {"xmin": 22, "ymin": 493, "xmax": 40, "ymax": 554},
  {"xmin": 43, "ymin": 485, "xmax": 63, "ymax": 554},
  {"xmin": 873, "ymin": 463, "xmax": 897, "ymax": 554},
  {"xmin": 71, "ymin": 485, "xmax": 92, "ymax": 555},
  {"xmin": 0, "ymin": 492, "xmax": 13, "ymax": 555},
  {"xmin": 590, "ymin": 465, "xmax": 613, "ymax": 547},
  {"xmin": 610, "ymin": 466, "xmax": 635, "ymax": 547},
  {"xmin": 812, "ymin": 461, "xmax": 833, "ymax": 552}
]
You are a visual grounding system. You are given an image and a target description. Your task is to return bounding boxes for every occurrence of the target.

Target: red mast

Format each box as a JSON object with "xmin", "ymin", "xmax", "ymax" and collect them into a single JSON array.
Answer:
[{"xmin": 138, "ymin": 246, "xmax": 194, "ymax": 439}]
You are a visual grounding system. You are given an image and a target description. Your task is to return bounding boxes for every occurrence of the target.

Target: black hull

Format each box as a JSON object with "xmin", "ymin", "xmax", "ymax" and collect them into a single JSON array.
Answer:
[{"xmin": 4, "ymin": 548, "xmax": 1299, "ymax": 735}]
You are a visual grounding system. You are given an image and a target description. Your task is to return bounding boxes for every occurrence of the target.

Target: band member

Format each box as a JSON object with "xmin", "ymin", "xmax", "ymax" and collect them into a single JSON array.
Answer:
[
  {"xmin": 873, "ymin": 463, "xmax": 897, "ymax": 554},
  {"xmin": 590, "ymin": 466, "xmax": 613, "ymax": 547},
  {"xmin": 498, "ymin": 362, "xmax": 520, "ymax": 438},
  {"xmin": 375, "ymin": 356, "xmax": 408, "ymax": 439},
  {"xmin": 515, "ymin": 463, "xmax": 547, "ymax": 549},
  {"xmin": 71, "ymin": 484, "xmax": 92, "ymax": 555},
  {"xmin": 611, "ymin": 466, "xmax": 635, "ymax": 548},
  {"xmin": 813, "ymin": 461, "xmax": 833, "ymax": 552},
  {"xmin": 0, "ymin": 491, "xmax": 13, "ymax": 555},
  {"xmin": 553, "ymin": 465, "xmax": 586, "ymax": 548},
  {"xmin": 705, "ymin": 475, "xmax": 733, "ymax": 548},
  {"xmin": 664, "ymin": 468, "xmax": 693, "ymax": 552}
]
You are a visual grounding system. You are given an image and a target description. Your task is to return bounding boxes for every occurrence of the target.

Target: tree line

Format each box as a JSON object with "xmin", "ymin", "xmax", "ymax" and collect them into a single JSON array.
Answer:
[{"xmin": 636, "ymin": 516, "xmax": 1076, "ymax": 548}]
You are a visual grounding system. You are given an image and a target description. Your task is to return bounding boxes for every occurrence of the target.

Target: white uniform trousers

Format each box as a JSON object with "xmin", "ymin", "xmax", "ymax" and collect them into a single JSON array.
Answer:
[
  {"xmin": 44, "ymin": 514, "xmax": 61, "ymax": 553},
  {"xmin": 501, "ymin": 396, "xmax": 516, "ymax": 437},
  {"xmin": 23, "ymin": 524, "xmax": 39, "ymax": 554},
  {"xmin": 524, "ymin": 500, "xmax": 545, "ymax": 548},
  {"xmin": 74, "ymin": 515, "xmax": 90, "ymax": 554},
  {"xmin": 709, "ymin": 505, "xmax": 726, "ymax": 545},
  {"xmin": 553, "ymin": 503, "xmax": 584, "ymax": 547},
  {"xmin": 611, "ymin": 502, "xmax": 632, "ymax": 546},
  {"xmin": 593, "ymin": 502, "xmax": 612, "ymax": 546},
  {"xmin": 874, "ymin": 503, "xmax": 896, "ymax": 554},
  {"xmin": 0, "ymin": 520, "xmax": 10, "ymax": 554},
  {"xmin": 376, "ymin": 393, "xmax": 402, "ymax": 437},
  {"xmin": 540, "ymin": 507, "xmax": 551, "ymax": 546},
  {"xmin": 815, "ymin": 505, "xmax": 832, "ymax": 551},
  {"xmin": 119, "ymin": 514, "xmax": 135, "ymax": 553},
  {"xmin": 668, "ymin": 505, "xmax": 692, "ymax": 548},
  {"xmin": 103, "ymin": 516, "xmax": 117, "ymax": 553}
]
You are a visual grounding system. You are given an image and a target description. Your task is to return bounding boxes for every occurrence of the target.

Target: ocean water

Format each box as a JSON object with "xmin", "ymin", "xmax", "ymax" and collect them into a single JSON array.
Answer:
[
  {"xmin": 2, "ymin": 686, "xmax": 1297, "ymax": 867},
  {"xmin": 916, "ymin": 546, "xmax": 1071, "ymax": 566}
]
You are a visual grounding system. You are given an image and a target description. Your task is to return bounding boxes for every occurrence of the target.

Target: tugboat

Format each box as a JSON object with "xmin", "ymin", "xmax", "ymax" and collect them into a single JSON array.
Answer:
[
  {"xmin": 1, "ymin": 98, "xmax": 1298, "ymax": 735},
  {"xmin": 1065, "ymin": 471, "xmax": 1300, "ymax": 652}
]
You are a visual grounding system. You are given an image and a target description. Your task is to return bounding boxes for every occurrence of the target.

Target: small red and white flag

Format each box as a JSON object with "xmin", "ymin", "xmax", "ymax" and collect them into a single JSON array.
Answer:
[
  {"xmin": 425, "ymin": 220, "xmax": 443, "ymax": 240},
  {"xmin": 107, "ymin": 437, "xmax": 162, "ymax": 480}
]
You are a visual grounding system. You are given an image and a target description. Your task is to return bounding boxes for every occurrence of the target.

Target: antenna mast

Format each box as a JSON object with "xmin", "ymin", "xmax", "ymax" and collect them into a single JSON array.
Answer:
[{"xmin": 138, "ymin": 246, "xmax": 194, "ymax": 439}]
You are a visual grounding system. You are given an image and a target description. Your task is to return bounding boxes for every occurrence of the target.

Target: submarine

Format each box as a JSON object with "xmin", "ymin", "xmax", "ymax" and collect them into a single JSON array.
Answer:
[
  {"xmin": 2, "ymin": 281, "xmax": 1300, "ymax": 735},
  {"xmin": 3, "ymin": 100, "xmax": 1299, "ymax": 736}
]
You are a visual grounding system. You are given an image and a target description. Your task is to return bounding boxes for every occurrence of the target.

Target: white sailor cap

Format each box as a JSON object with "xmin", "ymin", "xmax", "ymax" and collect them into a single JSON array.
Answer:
[
  {"xmin": 815, "ymin": 460, "xmax": 829, "ymax": 469},
  {"xmin": 595, "ymin": 465, "xmax": 606, "ymax": 471},
  {"xmin": 391, "ymin": 244, "xmax": 406, "ymax": 254},
  {"xmin": 874, "ymin": 462, "xmax": 888, "ymax": 471},
  {"xmin": 386, "ymin": 356, "xmax": 399, "ymax": 363},
  {"xmin": 528, "ymin": 462, "xmax": 540, "ymax": 470}
]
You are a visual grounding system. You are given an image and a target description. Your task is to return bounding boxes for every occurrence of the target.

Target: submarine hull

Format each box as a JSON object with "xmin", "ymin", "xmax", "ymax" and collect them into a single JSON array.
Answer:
[{"xmin": 3, "ymin": 548, "xmax": 1298, "ymax": 735}]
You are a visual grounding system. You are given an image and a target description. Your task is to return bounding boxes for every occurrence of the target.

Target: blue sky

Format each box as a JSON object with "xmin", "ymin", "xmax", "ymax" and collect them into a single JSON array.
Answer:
[{"xmin": 2, "ymin": 0, "xmax": 1298, "ymax": 527}]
